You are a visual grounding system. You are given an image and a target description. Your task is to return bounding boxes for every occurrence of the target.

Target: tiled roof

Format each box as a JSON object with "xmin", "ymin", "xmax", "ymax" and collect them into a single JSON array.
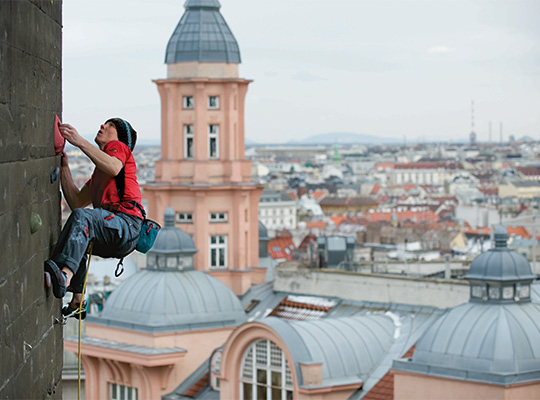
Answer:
[
  {"xmin": 268, "ymin": 295, "xmax": 338, "ymax": 321},
  {"xmin": 363, "ymin": 346, "xmax": 415, "ymax": 400},
  {"xmin": 287, "ymin": 190, "xmax": 298, "ymax": 200},
  {"xmin": 366, "ymin": 208, "xmax": 439, "ymax": 223},
  {"xmin": 516, "ymin": 166, "xmax": 540, "ymax": 176},
  {"xmin": 467, "ymin": 226, "xmax": 531, "ymax": 239},
  {"xmin": 183, "ymin": 373, "xmax": 210, "ymax": 398},
  {"xmin": 268, "ymin": 236, "xmax": 295, "ymax": 260},
  {"xmin": 329, "ymin": 215, "xmax": 348, "ymax": 226},
  {"xmin": 305, "ymin": 221, "xmax": 328, "ymax": 230},
  {"xmin": 370, "ymin": 184, "xmax": 381, "ymax": 195},
  {"xmin": 298, "ymin": 234, "xmax": 317, "ymax": 250}
]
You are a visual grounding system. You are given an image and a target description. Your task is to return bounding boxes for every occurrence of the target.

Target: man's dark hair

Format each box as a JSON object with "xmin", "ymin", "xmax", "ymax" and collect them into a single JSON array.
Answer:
[{"xmin": 107, "ymin": 117, "xmax": 137, "ymax": 151}]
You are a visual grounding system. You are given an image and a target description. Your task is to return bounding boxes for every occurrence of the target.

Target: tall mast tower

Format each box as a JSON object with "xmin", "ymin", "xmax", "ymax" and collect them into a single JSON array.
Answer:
[{"xmin": 469, "ymin": 100, "xmax": 477, "ymax": 145}]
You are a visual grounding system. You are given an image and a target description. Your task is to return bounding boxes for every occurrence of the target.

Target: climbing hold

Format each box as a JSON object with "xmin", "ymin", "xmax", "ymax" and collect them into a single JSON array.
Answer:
[
  {"xmin": 50, "ymin": 166, "xmax": 60, "ymax": 183},
  {"xmin": 30, "ymin": 212, "xmax": 42, "ymax": 234},
  {"xmin": 54, "ymin": 114, "xmax": 65, "ymax": 155},
  {"xmin": 44, "ymin": 271, "xmax": 51, "ymax": 297}
]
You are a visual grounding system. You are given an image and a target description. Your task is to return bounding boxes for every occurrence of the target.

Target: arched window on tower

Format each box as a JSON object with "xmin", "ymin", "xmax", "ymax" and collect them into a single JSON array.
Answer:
[{"xmin": 240, "ymin": 339, "xmax": 293, "ymax": 400}]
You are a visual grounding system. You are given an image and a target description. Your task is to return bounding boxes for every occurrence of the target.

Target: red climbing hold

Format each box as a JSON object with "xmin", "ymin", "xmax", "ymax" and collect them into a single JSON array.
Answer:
[{"xmin": 54, "ymin": 114, "xmax": 65, "ymax": 155}]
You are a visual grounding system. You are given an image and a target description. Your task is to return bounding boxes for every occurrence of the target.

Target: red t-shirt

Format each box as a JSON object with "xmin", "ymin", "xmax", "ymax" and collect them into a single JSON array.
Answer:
[{"xmin": 86, "ymin": 140, "xmax": 143, "ymax": 219}]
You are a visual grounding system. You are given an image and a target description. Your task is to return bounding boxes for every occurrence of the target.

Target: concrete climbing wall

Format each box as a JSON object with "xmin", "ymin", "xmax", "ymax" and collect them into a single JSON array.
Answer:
[{"xmin": 0, "ymin": 0, "xmax": 64, "ymax": 398}]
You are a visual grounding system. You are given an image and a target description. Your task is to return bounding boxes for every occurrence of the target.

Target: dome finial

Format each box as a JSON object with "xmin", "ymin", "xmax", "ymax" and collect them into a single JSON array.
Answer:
[
  {"xmin": 164, "ymin": 207, "xmax": 175, "ymax": 228},
  {"xmin": 494, "ymin": 225, "xmax": 508, "ymax": 248}
]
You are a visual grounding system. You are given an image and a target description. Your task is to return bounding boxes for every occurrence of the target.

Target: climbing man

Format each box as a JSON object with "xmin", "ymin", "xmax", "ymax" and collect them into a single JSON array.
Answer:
[{"xmin": 44, "ymin": 118, "xmax": 144, "ymax": 318}]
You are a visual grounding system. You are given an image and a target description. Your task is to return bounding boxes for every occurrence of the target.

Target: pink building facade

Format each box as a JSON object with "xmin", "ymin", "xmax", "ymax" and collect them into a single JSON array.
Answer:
[{"xmin": 142, "ymin": 0, "xmax": 263, "ymax": 295}]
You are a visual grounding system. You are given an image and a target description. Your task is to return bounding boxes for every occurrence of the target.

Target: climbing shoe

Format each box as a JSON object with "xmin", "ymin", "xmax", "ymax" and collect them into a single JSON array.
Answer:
[
  {"xmin": 62, "ymin": 301, "xmax": 87, "ymax": 320},
  {"xmin": 44, "ymin": 260, "xmax": 67, "ymax": 298}
]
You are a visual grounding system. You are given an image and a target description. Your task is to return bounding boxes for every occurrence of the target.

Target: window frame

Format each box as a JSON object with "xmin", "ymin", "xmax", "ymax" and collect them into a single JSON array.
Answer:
[
  {"xmin": 209, "ymin": 212, "xmax": 228, "ymax": 223},
  {"xmin": 239, "ymin": 339, "xmax": 293, "ymax": 400},
  {"xmin": 110, "ymin": 383, "xmax": 138, "ymax": 400},
  {"xmin": 208, "ymin": 95, "xmax": 220, "ymax": 110},
  {"xmin": 184, "ymin": 124, "xmax": 194, "ymax": 159},
  {"xmin": 209, "ymin": 234, "xmax": 227, "ymax": 268},
  {"xmin": 183, "ymin": 95, "xmax": 194, "ymax": 109},
  {"xmin": 209, "ymin": 124, "xmax": 219, "ymax": 159},
  {"xmin": 176, "ymin": 212, "xmax": 193, "ymax": 224}
]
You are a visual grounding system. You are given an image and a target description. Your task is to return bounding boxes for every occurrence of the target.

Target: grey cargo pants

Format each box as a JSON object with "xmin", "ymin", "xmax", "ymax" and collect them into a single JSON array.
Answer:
[{"xmin": 52, "ymin": 208, "xmax": 142, "ymax": 293}]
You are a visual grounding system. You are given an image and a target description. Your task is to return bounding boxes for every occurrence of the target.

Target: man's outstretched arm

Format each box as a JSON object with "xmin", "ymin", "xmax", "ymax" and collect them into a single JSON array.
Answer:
[
  {"xmin": 59, "ymin": 123, "xmax": 123, "ymax": 177},
  {"xmin": 60, "ymin": 153, "xmax": 92, "ymax": 210}
]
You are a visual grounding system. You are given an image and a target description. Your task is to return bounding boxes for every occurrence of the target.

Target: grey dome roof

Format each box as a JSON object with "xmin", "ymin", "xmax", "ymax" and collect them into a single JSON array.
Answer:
[
  {"xmin": 464, "ymin": 225, "xmax": 536, "ymax": 283},
  {"xmin": 394, "ymin": 225, "xmax": 540, "ymax": 385},
  {"xmin": 149, "ymin": 207, "xmax": 197, "ymax": 256},
  {"xmin": 264, "ymin": 314, "xmax": 394, "ymax": 387},
  {"xmin": 402, "ymin": 301, "xmax": 540, "ymax": 384},
  {"xmin": 88, "ymin": 270, "xmax": 246, "ymax": 333},
  {"xmin": 165, "ymin": 0, "xmax": 241, "ymax": 64},
  {"xmin": 259, "ymin": 221, "xmax": 269, "ymax": 241}
]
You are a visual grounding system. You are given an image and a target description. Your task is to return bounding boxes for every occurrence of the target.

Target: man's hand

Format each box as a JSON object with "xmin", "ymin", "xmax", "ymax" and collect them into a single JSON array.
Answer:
[{"xmin": 59, "ymin": 124, "xmax": 85, "ymax": 148}]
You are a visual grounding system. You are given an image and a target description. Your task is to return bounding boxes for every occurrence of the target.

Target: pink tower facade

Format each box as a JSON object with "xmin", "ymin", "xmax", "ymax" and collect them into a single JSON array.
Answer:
[{"xmin": 143, "ymin": 0, "xmax": 264, "ymax": 295}]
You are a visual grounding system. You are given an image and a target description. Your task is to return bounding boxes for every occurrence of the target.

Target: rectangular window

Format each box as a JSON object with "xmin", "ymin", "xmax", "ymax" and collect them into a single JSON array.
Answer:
[
  {"xmin": 184, "ymin": 124, "xmax": 194, "ymax": 159},
  {"xmin": 209, "ymin": 212, "xmax": 228, "ymax": 222},
  {"xmin": 208, "ymin": 95, "xmax": 219, "ymax": 110},
  {"xmin": 176, "ymin": 212, "xmax": 193, "ymax": 224},
  {"xmin": 183, "ymin": 96, "xmax": 194, "ymax": 109},
  {"xmin": 209, "ymin": 124, "xmax": 219, "ymax": 159},
  {"xmin": 210, "ymin": 235, "xmax": 227, "ymax": 268},
  {"xmin": 110, "ymin": 383, "xmax": 138, "ymax": 400}
]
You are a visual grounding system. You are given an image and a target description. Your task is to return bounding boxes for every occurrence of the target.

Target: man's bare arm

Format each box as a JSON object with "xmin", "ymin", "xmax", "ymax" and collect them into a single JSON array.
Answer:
[
  {"xmin": 60, "ymin": 153, "xmax": 92, "ymax": 210},
  {"xmin": 59, "ymin": 123, "xmax": 123, "ymax": 177}
]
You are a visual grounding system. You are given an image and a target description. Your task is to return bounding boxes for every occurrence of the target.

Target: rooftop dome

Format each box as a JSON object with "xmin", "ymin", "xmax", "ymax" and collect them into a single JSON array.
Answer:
[
  {"xmin": 265, "ymin": 315, "xmax": 394, "ymax": 387},
  {"xmin": 146, "ymin": 207, "xmax": 198, "ymax": 271},
  {"xmin": 87, "ymin": 207, "xmax": 246, "ymax": 333},
  {"xmin": 88, "ymin": 270, "xmax": 246, "ymax": 333},
  {"xmin": 465, "ymin": 225, "xmax": 537, "ymax": 284},
  {"xmin": 400, "ymin": 300, "xmax": 540, "ymax": 385},
  {"xmin": 393, "ymin": 225, "xmax": 540, "ymax": 385},
  {"xmin": 165, "ymin": 0, "xmax": 241, "ymax": 64}
]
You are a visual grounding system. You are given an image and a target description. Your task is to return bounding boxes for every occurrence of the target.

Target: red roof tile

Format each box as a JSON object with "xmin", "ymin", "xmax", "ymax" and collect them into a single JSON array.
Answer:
[
  {"xmin": 184, "ymin": 373, "xmax": 210, "ymax": 398},
  {"xmin": 306, "ymin": 221, "xmax": 328, "ymax": 229},
  {"xmin": 268, "ymin": 236, "xmax": 295, "ymax": 260},
  {"xmin": 363, "ymin": 346, "xmax": 415, "ymax": 400}
]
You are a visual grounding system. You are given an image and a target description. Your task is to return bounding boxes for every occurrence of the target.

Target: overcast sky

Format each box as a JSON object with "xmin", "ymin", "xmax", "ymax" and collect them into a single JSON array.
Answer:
[{"xmin": 62, "ymin": 0, "xmax": 540, "ymax": 145}]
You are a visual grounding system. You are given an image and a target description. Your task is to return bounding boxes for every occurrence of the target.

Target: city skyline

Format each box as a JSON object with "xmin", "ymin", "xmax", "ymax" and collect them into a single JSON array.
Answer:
[{"xmin": 63, "ymin": 0, "xmax": 540, "ymax": 145}]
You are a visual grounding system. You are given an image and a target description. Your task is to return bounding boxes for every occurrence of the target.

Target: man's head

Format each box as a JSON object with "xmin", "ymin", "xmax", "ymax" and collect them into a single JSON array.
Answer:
[{"xmin": 99, "ymin": 118, "xmax": 137, "ymax": 151}]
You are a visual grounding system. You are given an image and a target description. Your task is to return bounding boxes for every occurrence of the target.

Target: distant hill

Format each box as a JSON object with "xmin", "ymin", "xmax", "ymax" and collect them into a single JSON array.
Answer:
[{"xmin": 291, "ymin": 132, "xmax": 399, "ymax": 145}]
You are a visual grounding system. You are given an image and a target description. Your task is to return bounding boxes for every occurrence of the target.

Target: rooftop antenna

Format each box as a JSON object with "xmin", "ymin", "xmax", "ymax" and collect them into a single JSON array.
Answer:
[
  {"xmin": 469, "ymin": 100, "xmax": 477, "ymax": 145},
  {"xmin": 489, "ymin": 121, "xmax": 492, "ymax": 143},
  {"xmin": 500, "ymin": 121, "xmax": 503, "ymax": 144}
]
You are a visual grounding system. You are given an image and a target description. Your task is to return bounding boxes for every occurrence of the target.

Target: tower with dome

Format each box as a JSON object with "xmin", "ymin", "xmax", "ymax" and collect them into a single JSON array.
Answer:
[{"xmin": 142, "ymin": 0, "xmax": 264, "ymax": 296}]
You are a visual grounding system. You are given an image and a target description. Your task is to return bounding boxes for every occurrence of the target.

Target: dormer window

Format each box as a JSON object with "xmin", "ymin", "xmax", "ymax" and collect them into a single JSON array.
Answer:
[
  {"xmin": 488, "ymin": 286, "xmax": 500, "ymax": 300},
  {"xmin": 502, "ymin": 286, "xmax": 514, "ymax": 300},
  {"xmin": 471, "ymin": 285, "xmax": 485, "ymax": 300},
  {"xmin": 517, "ymin": 284, "xmax": 530, "ymax": 300}
]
